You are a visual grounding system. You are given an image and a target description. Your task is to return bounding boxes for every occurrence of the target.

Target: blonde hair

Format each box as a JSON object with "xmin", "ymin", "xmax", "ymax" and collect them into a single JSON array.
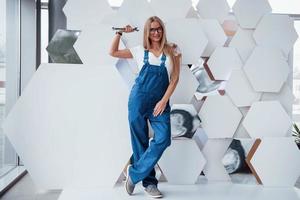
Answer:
[{"xmin": 143, "ymin": 16, "xmax": 177, "ymax": 64}]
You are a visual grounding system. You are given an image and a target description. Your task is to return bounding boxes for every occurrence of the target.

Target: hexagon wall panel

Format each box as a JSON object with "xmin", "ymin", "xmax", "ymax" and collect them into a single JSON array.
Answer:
[
  {"xmin": 203, "ymin": 139, "xmax": 232, "ymax": 182},
  {"xmin": 159, "ymin": 139, "xmax": 206, "ymax": 184},
  {"xmin": 250, "ymin": 137, "xmax": 300, "ymax": 187},
  {"xmin": 199, "ymin": 95, "xmax": 243, "ymax": 138},
  {"xmin": 261, "ymin": 83, "xmax": 294, "ymax": 116},
  {"xmin": 253, "ymin": 14, "xmax": 299, "ymax": 58},
  {"xmin": 242, "ymin": 101, "xmax": 292, "ymax": 138},
  {"xmin": 115, "ymin": 58, "xmax": 137, "ymax": 89},
  {"xmin": 226, "ymin": 69, "xmax": 261, "ymax": 107},
  {"xmin": 165, "ymin": 18, "xmax": 208, "ymax": 65},
  {"xmin": 117, "ymin": 0, "xmax": 156, "ymax": 48},
  {"xmin": 63, "ymin": 0, "xmax": 113, "ymax": 30},
  {"xmin": 117, "ymin": 0, "xmax": 155, "ymax": 28},
  {"xmin": 196, "ymin": 0, "xmax": 230, "ymax": 24},
  {"xmin": 2, "ymin": 64, "xmax": 131, "ymax": 189},
  {"xmin": 200, "ymin": 19, "xmax": 228, "ymax": 57},
  {"xmin": 232, "ymin": 0, "xmax": 272, "ymax": 29},
  {"xmin": 207, "ymin": 47, "xmax": 243, "ymax": 80},
  {"xmin": 170, "ymin": 66, "xmax": 199, "ymax": 105},
  {"xmin": 74, "ymin": 24, "xmax": 121, "ymax": 66},
  {"xmin": 229, "ymin": 28, "xmax": 256, "ymax": 62},
  {"xmin": 100, "ymin": 12, "xmax": 141, "ymax": 48},
  {"xmin": 243, "ymin": 47, "xmax": 290, "ymax": 93},
  {"xmin": 150, "ymin": 0, "xmax": 192, "ymax": 22},
  {"xmin": 233, "ymin": 107, "xmax": 251, "ymax": 138}
]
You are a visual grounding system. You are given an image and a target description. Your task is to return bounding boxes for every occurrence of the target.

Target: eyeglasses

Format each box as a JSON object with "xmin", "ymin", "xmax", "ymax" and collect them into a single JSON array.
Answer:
[{"xmin": 150, "ymin": 27, "xmax": 163, "ymax": 34}]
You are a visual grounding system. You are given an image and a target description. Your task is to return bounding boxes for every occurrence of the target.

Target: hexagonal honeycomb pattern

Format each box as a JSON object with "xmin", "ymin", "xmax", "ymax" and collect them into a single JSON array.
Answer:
[
  {"xmin": 250, "ymin": 137, "xmax": 300, "ymax": 187},
  {"xmin": 253, "ymin": 14, "xmax": 299, "ymax": 58},
  {"xmin": 196, "ymin": 0, "xmax": 230, "ymax": 24},
  {"xmin": 232, "ymin": 0, "xmax": 272, "ymax": 29},
  {"xmin": 150, "ymin": 0, "xmax": 192, "ymax": 22},
  {"xmin": 63, "ymin": 0, "xmax": 113, "ymax": 30},
  {"xmin": 2, "ymin": 0, "xmax": 298, "ymax": 189},
  {"xmin": 200, "ymin": 19, "xmax": 227, "ymax": 57},
  {"xmin": 229, "ymin": 28, "xmax": 256, "ymax": 62},
  {"xmin": 243, "ymin": 47, "xmax": 290, "ymax": 93},
  {"xmin": 202, "ymin": 139, "xmax": 232, "ymax": 181},
  {"xmin": 170, "ymin": 66, "xmax": 200, "ymax": 105},
  {"xmin": 207, "ymin": 47, "xmax": 243, "ymax": 80},
  {"xmin": 226, "ymin": 69, "xmax": 261, "ymax": 107},
  {"xmin": 165, "ymin": 18, "xmax": 208, "ymax": 65},
  {"xmin": 199, "ymin": 95, "xmax": 243, "ymax": 138},
  {"xmin": 159, "ymin": 139, "xmax": 206, "ymax": 184},
  {"xmin": 2, "ymin": 64, "xmax": 132, "ymax": 189},
  {"xmin": 243, "ymin": 101, "xmax": 292, "ymax": 138}
]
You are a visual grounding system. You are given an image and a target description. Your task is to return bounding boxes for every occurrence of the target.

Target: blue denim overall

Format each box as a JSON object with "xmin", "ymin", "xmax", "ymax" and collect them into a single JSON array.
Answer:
[{"xmin": 128, "ymin": 50, "xmax": 171, "ymax": 187}]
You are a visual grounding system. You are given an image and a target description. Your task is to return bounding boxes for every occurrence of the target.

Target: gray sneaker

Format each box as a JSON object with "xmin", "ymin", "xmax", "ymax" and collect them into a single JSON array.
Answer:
[
  {"xmin": 144, "ymin": 185, "xmax": 163, "ymax": 198},
  {"xmin": 125, "ymin": 165, "xmax": 135, "ymax": 195}
]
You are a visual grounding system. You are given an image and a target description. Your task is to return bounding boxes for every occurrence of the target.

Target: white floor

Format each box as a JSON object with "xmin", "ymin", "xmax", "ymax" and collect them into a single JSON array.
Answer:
[
  {"xmin": 58, "ymin": 183, "xmax": 300, "ymax": 200},
  {"xmin": 2, "ymin": 173, "xmax": 300, "ymax": 200}
]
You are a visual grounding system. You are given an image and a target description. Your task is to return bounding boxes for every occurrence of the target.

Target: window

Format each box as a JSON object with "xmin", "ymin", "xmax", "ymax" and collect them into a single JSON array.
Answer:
[{"xmin": 293, "ymin": 20, "xmax": 300, "ymax": 120}]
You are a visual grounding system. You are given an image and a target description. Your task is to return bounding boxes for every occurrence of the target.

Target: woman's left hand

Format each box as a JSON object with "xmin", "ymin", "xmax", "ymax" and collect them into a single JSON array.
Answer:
[{"xmin": 153, "ymin": 100, "xmax": 167, "ymax": 117}]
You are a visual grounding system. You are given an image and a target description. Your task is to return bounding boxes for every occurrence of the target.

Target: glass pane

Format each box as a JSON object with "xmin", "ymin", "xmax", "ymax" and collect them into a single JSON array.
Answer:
[
  {"xmin": 293, "ymin": 21, "xmax": 300, "ymax": 116},
  {"xmin": 0, "ymin": 0, "xmax": 18, "ymax": 177},
  {"xmin": 269, "ymin": 0, "xmax": 300, "ymax": 14},
  {"xmin": 41, "ymin": 8, "xmax": 49, "ymax": 63}
]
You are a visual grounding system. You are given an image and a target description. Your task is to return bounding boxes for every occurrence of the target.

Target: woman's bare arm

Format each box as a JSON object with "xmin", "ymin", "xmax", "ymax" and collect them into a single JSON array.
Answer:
[
  {"xmin": 161, "ymin": 54, "xmax": 180, "ymax": 103},
  {"xmin": 109, "ymin": 25, "xmax": 134, "ymax": 59},
  {"xmin": 153, "ymin": 49, "xmax": 181, "ymax": 116}
]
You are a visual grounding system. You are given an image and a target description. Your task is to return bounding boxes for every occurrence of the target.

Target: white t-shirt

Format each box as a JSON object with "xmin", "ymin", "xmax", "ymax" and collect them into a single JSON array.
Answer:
[{"xmin": 129, "ymin": 45, "xmax": 180, "ymax": 79}]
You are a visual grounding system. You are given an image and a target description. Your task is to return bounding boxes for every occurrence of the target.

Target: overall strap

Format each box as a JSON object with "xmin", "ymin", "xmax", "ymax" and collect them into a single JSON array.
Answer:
[
  {"xmin": 160, "ymin": 53, "xmax": 166, "ymax": 67},
  {"xmin": 143, "ymin": 50, "xmax": 149, "ymax": 64}
]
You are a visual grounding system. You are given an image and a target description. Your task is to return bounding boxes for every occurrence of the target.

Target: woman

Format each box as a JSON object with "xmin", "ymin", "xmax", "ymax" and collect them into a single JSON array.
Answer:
[{"xmin": 109, "ymin": 16, "xmax": 181, "ymax": 198}]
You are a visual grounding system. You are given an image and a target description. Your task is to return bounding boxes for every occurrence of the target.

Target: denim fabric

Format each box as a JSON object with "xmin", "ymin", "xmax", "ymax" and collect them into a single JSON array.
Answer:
[{"xmin": 128, "ymin": 50, "xmax": 171, "ymax": 187}]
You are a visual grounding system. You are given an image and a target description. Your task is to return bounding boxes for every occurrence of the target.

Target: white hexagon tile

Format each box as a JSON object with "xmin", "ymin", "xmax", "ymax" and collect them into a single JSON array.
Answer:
[
  {"xmin": 243, "ymin": 47, "xmax": 290, "ymax": 93},
  {"xmin": 186, "ymin": 6, "xmax": 202, "ymax": 19},
  {"xmin": 253, "ymin": 14, "xmax": 299, "ymax": 58},
  {"xmin": 199, "ymin": 19, "xmax": 228, "ymax": 57},
  {"xmin": 199, "ymin": 95, "xmax": 243, "ymax": 138},
  {"xmin": 2, "ymin": 64, "xmax": 132, "ymax": 189},
  {"xmin": 63, "ymin": 0, "xmax": 113, "ymax": 30},
  {"xmin": 159, "ymin": 139, "xmax": 206, "ymax": 184},
  {"xmin": 115, "ymin": 58, "xmax": 138, "ymax": 89},
  {"xmin": 117, "ymin": 0, "xmax": 155, "ymax": 28},
  {"xmin": 196, "ymin": 0, "xmax": 230, "ymax": 24},
  {"xmin": 233, "ymin": 107, "xmax": 251, "ymax": 138},
  {"xmin": 73, "ymin": 24, "xmax": 124, "ymax": 66},
  {"xmin": 170, "ymin": 66, "xmax": 199, "ymax": 105},
  {"xmin": 232, "ymin": 0, "xmax": 272, "ymax": 29},
  {"xmin": 261, "ymin": 83, "xmax": 294, "ymax": 116},
  {"xmin": 207, "ymin": 46, "xmax": 243, "ymax": 80},
  {"xmin": 150, "ymin": 0, "xmax": 192, "ymax": 22},
  {"xmin": 165, "ymin": 18, "xmax": 208, "ymax": 65},
  {"xmin": 202, "ymin": 139, "xmax": 232, "ymax": 182},
  {"xmin": 242, "ymin": 101, "xmax": 292, "ymax": 138},
  {"xmin": 226, "ymin": 69, "xmax": 261, "ymax": 107},
  {"xmin": 116, "ymin": 0, "xmax": 155, "ymax": 48},
  {"xmin": 229, "ymin": 27, "xmax": 256, "ymax": 62},
  {"xmin": 250, "ymin": 137, "xmax": 300, "ymax": 187}
]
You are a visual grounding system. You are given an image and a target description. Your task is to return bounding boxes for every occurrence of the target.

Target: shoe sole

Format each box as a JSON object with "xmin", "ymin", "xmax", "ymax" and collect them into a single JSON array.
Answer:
[
  {"xmin": 144, "ymin": 189, "xmax": 163, "ymax": 198},
  {"xmin": 125, "ymin": 165, "xmax": 133, "ymax": 195}
]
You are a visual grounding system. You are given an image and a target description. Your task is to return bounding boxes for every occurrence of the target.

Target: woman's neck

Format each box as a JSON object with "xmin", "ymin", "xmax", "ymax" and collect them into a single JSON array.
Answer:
[{"xmin": 150, "ymin": 42, "xmax": 161, "ymax": 51}]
